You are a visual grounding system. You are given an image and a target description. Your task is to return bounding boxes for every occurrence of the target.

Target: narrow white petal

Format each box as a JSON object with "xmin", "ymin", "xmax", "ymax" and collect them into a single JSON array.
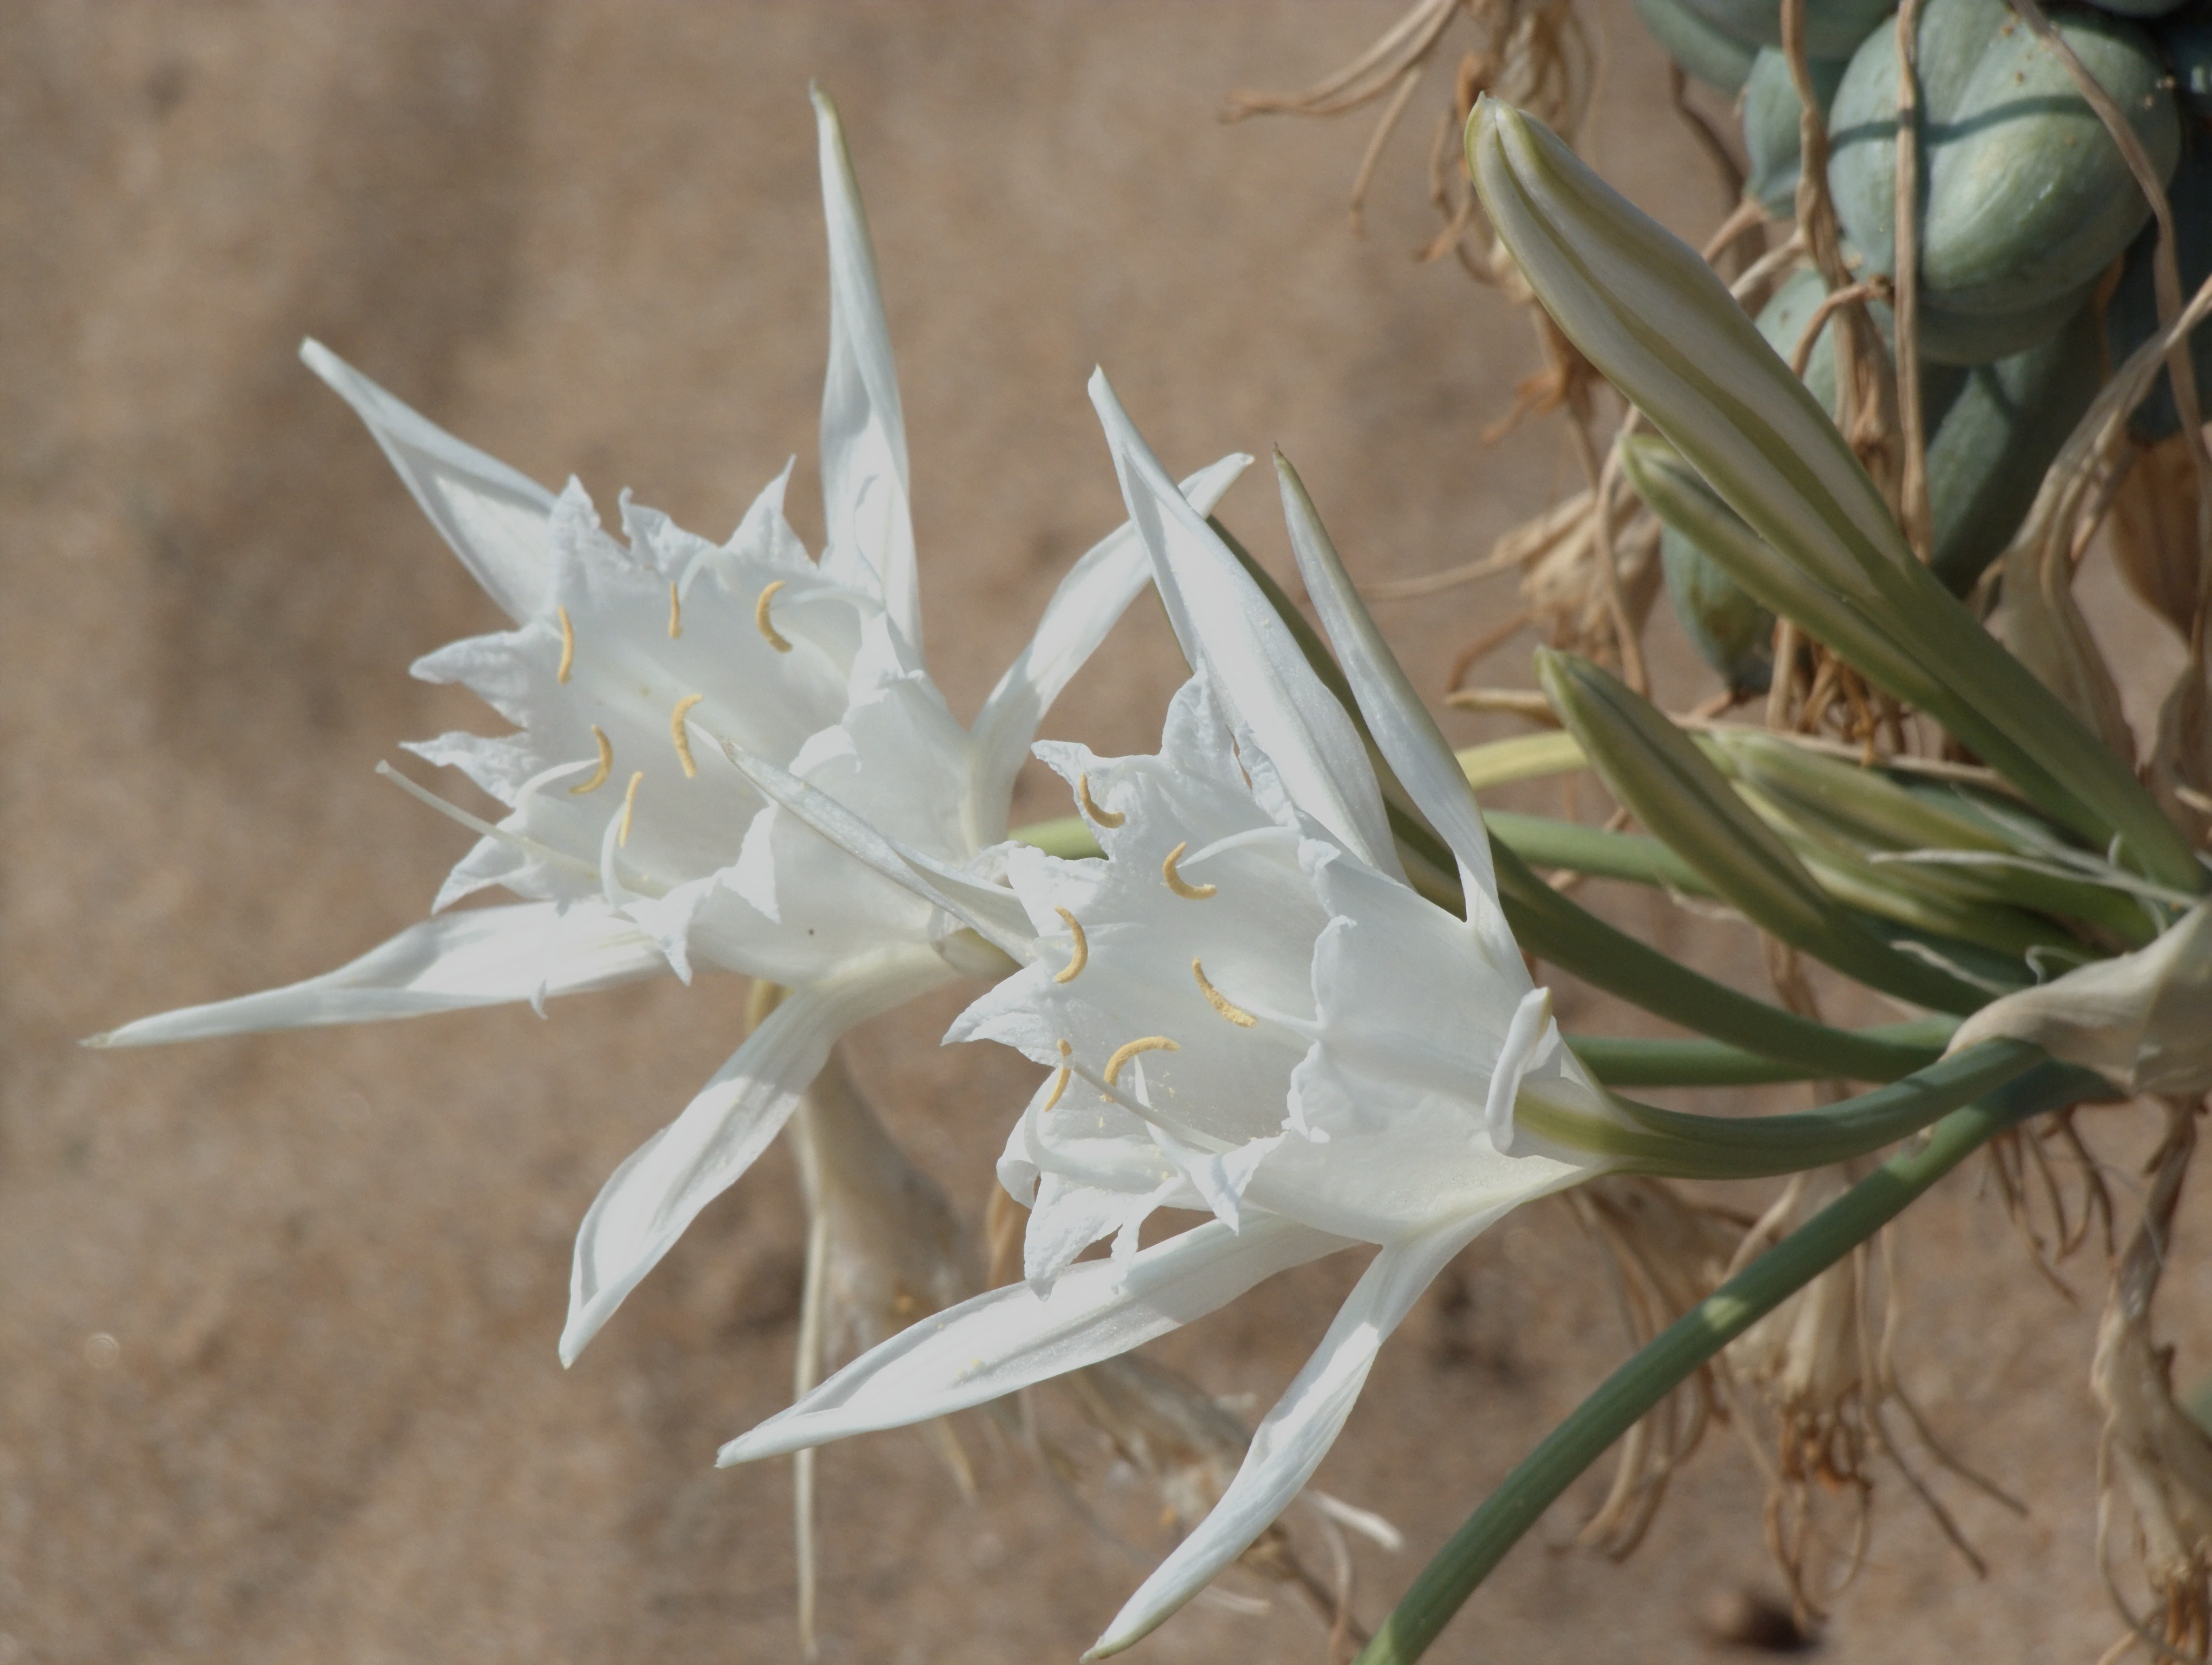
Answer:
[
  {"xmin": 1087, "ymin": 1224, "xmax": 1479, "ymax": 1658},
  {"xmin": 716, "ymin": 1214, "xmax": 1346, "ymax": 1463},
  {"xmin": 300, "ymin": 339, "xmax": 557, "ymax": 624},
  {"xmin": 710, "ymin": 726, "xmax": 1032, "ymax": 960},
  {"xmin": 1086, "ymin": 371, "xmax": 1399, "ymax": 877},
  {"xmin": 1274, "ymin": 453, "xmax": 1522, "ymax": 970},
  {"xmin": 561, "ymin": 953, "xmax": 940, "ymax": 1362},
  {"xmin": 87, "ymin": 902, "xmax": 665, "ymax": 1047},
  {"xmin": 811, "ymin": 87, "xmax": 919, "ymax": 658},
  {"xmin": 967, "ymin": 453, "xmax": 1254, "ymax": 833}
]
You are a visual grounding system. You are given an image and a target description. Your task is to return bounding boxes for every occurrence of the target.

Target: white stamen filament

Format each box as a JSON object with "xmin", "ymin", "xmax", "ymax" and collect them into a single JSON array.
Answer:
[
  {"xmin": 556, "ymin": 605, "xmax": 575, "ymax": 683},
  {"xmin": 1179, "ymin": 824, "xmax": 1299, "ymax": 868},
  {"xmin": 667, "ymin": 582, "xmax": 683, "ymax": 640},
  {"xmin": 374, "ymin": 761, "xmax": 599, "ymax": 883}
]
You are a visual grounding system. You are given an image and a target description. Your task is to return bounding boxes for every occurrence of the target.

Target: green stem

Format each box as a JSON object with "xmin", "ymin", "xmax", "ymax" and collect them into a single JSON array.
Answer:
[
  {"xmin": 1353, "ymin": 1058, "xmax": 2099, "ymax": 1665},
  {"xmin": 1581, "ymin": 1038, "xmax": 2042, "ymax": 1178},
  {"xmin": 1569, "ymin": 1016, "xmax": 1954, "ymax": 1086}
]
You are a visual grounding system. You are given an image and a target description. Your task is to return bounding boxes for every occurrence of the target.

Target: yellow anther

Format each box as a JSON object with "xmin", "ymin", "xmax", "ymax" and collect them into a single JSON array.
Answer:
[
  {"xmin": 618, "ymin": 770, "xmax": 644, "ymax": 847},
  {"xmin": 670, "ymin": 693, "xmax": 705, "ymax": 778},
  {"xmin": 1076, "ymin": 772, "xmax": 1125, "ymax": 828},
  {"xmin": 667, "ymin": 582, "xmax": 683, "ymax": 639},
  {"xmin": 1052, "ymin": 907, "xmax": 1088, "ymax": 984},
  {"xmin": 1039, "ymin": 1060, "xmax": 1070, "ymax": 1115},
  {"xmin": 755, "ymin": 579, "xmax": 793, "ymax": 653},
  {"xmin": 1191, "ymin": 958, "xmax": 1257, "ymax": 1028},
  {"xmin": 556, "ymin": 606, "xmax": 576, "ymax": 683},
  {"xmin": 1104, "ymin": 1035, "xmax": 1179, "ymax": 1089},
  {"xmin": 1162, "ymin": 841, "xmax": 1216, "ymax": 900},
  {"xmin": 568, "ymin": 725, "xmax": 614, "ymax": 795}
]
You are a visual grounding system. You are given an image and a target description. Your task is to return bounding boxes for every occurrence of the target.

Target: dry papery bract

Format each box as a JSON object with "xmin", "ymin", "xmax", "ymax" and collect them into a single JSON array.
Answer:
[{"xmin": 2092, "ymin": 1100, "xmax": 2212, "ymax": 1665}]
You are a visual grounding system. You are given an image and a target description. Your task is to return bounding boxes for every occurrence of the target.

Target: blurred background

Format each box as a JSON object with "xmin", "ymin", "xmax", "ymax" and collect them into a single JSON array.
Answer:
[{"xmin": 2, "ymin": 2, "xmax": 2198, "ymax": 1660}]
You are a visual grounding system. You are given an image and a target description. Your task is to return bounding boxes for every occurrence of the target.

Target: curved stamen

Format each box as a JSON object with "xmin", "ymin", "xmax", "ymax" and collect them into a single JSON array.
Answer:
[
  {"xmin": 1104, "ymin": 1034, "xmax": 1179, "ymax": 1089},
  {"xmin": 568, "ymin": 726, "xmax": 614, "ymax": 796},
  {"xmin": 1190, "ymin": 958, "xmax": 1257, "ymax": 1027},
  {"xmin": 618, "ymin": 771, "xmax": 645, "ymax": 847},
  {"xmin": 556, "ymin": 605, "xmax": 576, "ymax": 683},
  {"xmin": 667, "ymin": 582, "xmax": 683, "ymax": 640},
  {"xmin": 670, "ymin": 694, "xmax": 705, "ymax": 778},
  {"xmin": 1077, "ymin": 772, "xmax": 1125, "ymax": 828},
  {"xmin": 1162, "ymin": 842, "xmax": 1217, "ymax": 900},
  {"xmin": 1052, "ymin": 907, "xmax": 1088, "ymax": 983},
  {"xmin": 1041, "ymin": 1040, "xmax": 1073, "ymax": 1114},
  {"xmin": 755, "ymin": 580, "xmax": 793, "ymax": 653}
]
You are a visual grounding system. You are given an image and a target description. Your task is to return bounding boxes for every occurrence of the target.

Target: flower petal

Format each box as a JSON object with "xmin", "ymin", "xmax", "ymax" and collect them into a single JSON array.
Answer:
[
  {"xmin": 1086, "ymin": 1222, "xmax": 1480, "ymax": 1658},
  {"xmin": 1273, "ymin": 452, "xmax": 1520, "ymax": 973},
  {"xmin": 86, "ymin": 902, "xmax": 666, "ymax": 1047},
  {"xmin": 967, "ymin": 453, "xmax": 1255, "ymax": 835},
  {"xmin": 709, "ymin": 724, "xmax": 1033, "ymax": 960},
  {"xmin": 561, "ymin": 950, "xmax": 942, "ymax": 1362},
  {"xmin": 715, "ymin": 1213, "xmax": 1346, "ymax": 1463},
  {"xmin": 811, "ymin": 86, "xmax": 919, "ymax": 660},
  {"xmin": 300, "ymin": 339, "xmax": 557, "ymax": 624},
  {"xmin": 1087, "ymin": 371, "xmax": 1399, "ymax": 877}
]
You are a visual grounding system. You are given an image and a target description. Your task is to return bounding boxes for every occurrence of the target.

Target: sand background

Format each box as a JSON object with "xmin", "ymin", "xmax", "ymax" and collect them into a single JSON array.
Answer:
[{"xmin": 4, "ymin": 3, "xmax": 2203, "ymax": 1661}]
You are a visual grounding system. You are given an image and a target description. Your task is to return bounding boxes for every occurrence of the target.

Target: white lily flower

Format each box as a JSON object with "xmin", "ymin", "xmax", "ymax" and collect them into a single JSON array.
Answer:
[
  {"xmin": 714, "ymin": 373, "xmax": 1630, "ymax": 1656},
  {"xmin": 87, "ymin": 90, "xmax": 1251, "ymax": 1366}
]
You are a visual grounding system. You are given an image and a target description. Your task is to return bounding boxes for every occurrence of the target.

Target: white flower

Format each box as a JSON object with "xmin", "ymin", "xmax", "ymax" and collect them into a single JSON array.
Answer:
[
  {"xmin": 713, "ymin": 372, "xmax": 1627, "ymax": 1656},
  {"xmin": 87, "ymin": 91, "xmax": 1250, "ymax": 1366}
]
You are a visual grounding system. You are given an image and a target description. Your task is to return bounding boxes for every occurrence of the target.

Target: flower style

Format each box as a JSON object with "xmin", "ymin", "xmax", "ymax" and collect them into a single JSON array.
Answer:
[
  {"xmin": 713, "ymin": 372, "xmax": 1634, "ymax": 1656},
  {"xmin": 88, "ymin": 90, "xmax": 1249, "ymax": 1366}
]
